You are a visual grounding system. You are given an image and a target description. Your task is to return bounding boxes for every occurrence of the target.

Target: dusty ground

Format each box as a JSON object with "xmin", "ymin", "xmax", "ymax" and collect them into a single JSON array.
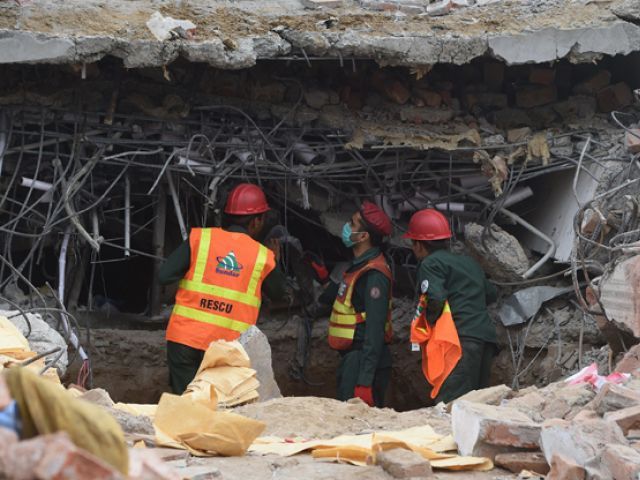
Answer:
[{"xmin": 0, "ymin": 0, "xmax": 629, "ymax": 40}]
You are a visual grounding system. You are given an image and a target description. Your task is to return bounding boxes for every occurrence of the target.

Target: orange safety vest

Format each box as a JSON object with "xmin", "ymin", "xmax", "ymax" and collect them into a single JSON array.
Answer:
[
  {"xmin": 410, "ymin": 294, "xmax": 461, "ymax": 399},
  {"xmin": 328, "ymin": 254, "xmax": 393, "ymax": 351},
  {"xmin": 166, "ymin": 227, "xmax": 276, "ymax": 351}
]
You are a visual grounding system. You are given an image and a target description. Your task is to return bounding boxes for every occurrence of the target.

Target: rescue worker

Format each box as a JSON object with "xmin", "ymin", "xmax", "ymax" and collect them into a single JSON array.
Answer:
[
  {"xmin": 405, "ymin": 209, "xmax": 497, "ymax": 404},
  {"xmin": 317, "ymin": 201, "xmax": 393, "ymax": 408},
  {"xmin": 159, "ymin": 183, "xmax": 286, "ymax": 394}
]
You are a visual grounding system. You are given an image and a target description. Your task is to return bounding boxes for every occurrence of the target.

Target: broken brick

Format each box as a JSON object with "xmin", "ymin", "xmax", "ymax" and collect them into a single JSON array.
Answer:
[
  {"xmin": 455, "ymin": 385, "xmax": 512, "ymax": 408},
  {"xmin": 399, "ymin": 106, "xmax": 454, "ymax": 124},
  {"xmin": 413, "ymin": 89, "xmax": 442, "ymax": 107},
  {"xmin": 1, "ymin": 433, "xmax": 76, "ymax": 480},
  {"xmin": 35, "ymin": 447, "xmax": 124, "ymax": 480},
  {"xmin": 597, "ymin": 82, "xmax": 633, "ymax": 113},
  {"xmin": 604, "ymin": 405, "xmax": 640, "ymax": 435},
  {"xmin": 376, "ymin": 448, "xmax": 434, "ymax": 479},
  {"xmin": 515, "ymin": 85, "xmax": 557, "ymax": 108},
  {"xmin": 483, "ymin": 62, "xmax": 505, "ymax": 91},
  {"xmin": 625, "ymin": 129, "xmax": 640, "ymax": 154},
  {"xmin": 593, "ymin": 383, "xmax": 640, "ymax": 415},
  {"xmin": 599, "ymin": 255, "xmax": 640, "ymax": 339},
  {"xmin": 573, "ymin": 70, "xmax": 611, "ymax": 95},
  {"xmin": 547, "ymin": 454, "xmax": 585, "ymax": 480},
  {"xmin": 494, "ymin": 451, "xmax": 550, "ymax": 475},
  {"xmin": 529, "ymin": 67, "xmax": 556, "ymax": 86},
  {"xmin": 601, "ymin": 444, "xmax": 640, "ymax": 480},
  {"xmin": 552, "ymin": 95, "xmax": 596, "ymax": 121},
  {"xmin": 452, "ymin": 401, "xmax": 541, "ymax": 459},
  {"xmin": 304, "ymin": 89, "xmax": 331, "ymax": 110},
  {"xmin": 465, "ymin": 92, "xmax": 508, "ymax": 109},
  {"xmin": 493, "ymin": 108, "xmax": 532, "ymax": 129},
  {"xmin": 540, "ymin": 415, "xmax": 627, "ymax": 467},
  {"xmin": 617, "ymin": 344, "xmax": 640, "ymax": 374}
]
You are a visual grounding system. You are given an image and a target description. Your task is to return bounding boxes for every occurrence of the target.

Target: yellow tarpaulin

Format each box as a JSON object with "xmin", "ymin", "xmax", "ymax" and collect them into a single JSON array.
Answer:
[
  {"xmin": 154, "ymin": 393, "xmax": 266, "ymax": 457},
  {"xmin": 0, "ymin": 315, "xmax": 30, "ymax": 353},
  {"xmin": 249, "ymin": 425, "xmax": 493, "ymax": 472},
  {"xmin": 183, "ymin": 341, "xmax": 259, "ymax": 408}
]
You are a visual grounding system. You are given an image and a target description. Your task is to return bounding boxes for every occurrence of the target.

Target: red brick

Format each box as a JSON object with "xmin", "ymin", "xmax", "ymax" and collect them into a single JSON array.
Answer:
[
  {"xmin": 597, "ymin": 82, "xmax": 633, "ymax": 113},
  {"xmin": 547, "ymin": 454, "xmax": 585, "ymax": 480},
  {"xmin": 413, "ymin": 89, "xmax": 442, "ymax": 107},
  {"xmin": 376, "ymin": 448, "xmax": 434, "ymax": 479},
  {"xmin": 452, "ymin": 401, "xmax": 541, "ymax": 459},
  {"xmin": 35, "ymin": 447, "xmax": 124, "ymax": 480},
  {"xmin": 573, "ymin": 70, "xmax": 611, "ymax": 95},
  {"xmin": 1, "ymin": 433, "xmax": 75, "ymax": 480},
  {"xmin": 465, "ymin": 92, "xmax": 508, "ymax": 109},
  {"xmin": 605, "ymin": 405, "xmax": 640, "ymax": 435},
  {"xmin": 380, "ymin": 79, "xmax": 411, "ymax": 105},
  {"xmin": 494, "ymin": 451, "xmax": 550, "ymax": 475},
  {"xmin": 601, "ymin": 444, "xmax": 640, "ymax": 480},
  {"xmin": 529, "ymin": 67, "xmax": 556, "ymax": 86},
  {"xmin": 515, "ymin": 85, "xmax": 557, "ymax": 108},
  {"xmin": 484, "ymin": 62, "xmax": 505, "ymax": 91},
  {"xmin": 625, "ymin": 129, "xmax": 640, "ymax": 154}
]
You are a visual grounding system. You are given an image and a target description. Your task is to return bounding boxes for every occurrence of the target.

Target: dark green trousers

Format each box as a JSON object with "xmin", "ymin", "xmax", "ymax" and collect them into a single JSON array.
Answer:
[
  {"xmin": 433, "ymin": 337, "xmax": 496, "ymax": 405},
  {"xmin": 167, "ymin": 341, "xmax": 204, "ymax": 394},
  {"xmin": 336, "ymin": 350, "xmax": 391, "ymax": 408}
]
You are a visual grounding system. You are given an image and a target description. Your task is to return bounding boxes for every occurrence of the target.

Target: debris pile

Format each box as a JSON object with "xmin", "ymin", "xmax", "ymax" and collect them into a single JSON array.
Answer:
[{"xmin": 451, "ymin": 357, "xmax": 640, "ymax": 478}]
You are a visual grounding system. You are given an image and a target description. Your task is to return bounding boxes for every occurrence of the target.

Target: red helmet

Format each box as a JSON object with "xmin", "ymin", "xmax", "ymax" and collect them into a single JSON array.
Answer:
[
  {"xmin": 224, "ymin": 183, "xmax": 270, "ymax": 215},
  {"xmin": 403, "ymin": 209, "xmax": 452, "ymax": 241},
  {"xmin": 360, "ymin": 201, "xmax": 392, "ymax": 237}
]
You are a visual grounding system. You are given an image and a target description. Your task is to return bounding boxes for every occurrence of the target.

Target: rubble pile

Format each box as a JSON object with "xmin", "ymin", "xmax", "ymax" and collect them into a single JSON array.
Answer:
[{"xmin": 451, "ymin": 351, "xmax": 640, "ymax": 478}]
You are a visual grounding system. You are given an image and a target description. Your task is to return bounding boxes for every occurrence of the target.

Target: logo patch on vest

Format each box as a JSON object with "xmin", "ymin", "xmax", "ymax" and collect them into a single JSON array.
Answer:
[{"xmin": 215, "ymin": 251, "xmax": 243, "ymax": 277}]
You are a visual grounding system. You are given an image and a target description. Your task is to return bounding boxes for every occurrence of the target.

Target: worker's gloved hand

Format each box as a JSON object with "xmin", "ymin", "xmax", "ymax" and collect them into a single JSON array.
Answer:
[{"xmin": 353, "ymin": 385, "xmax": 374, "ymax": 407}]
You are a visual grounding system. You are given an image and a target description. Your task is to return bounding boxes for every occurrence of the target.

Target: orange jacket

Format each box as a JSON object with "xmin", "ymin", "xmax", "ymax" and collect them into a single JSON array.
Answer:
[
  {"xmin": 329, "ymin": 253, "xmax": 393, "ymax": 350},
  {"xmin": 410, "ymin": 295, "xmax": 461, "ymax": 399},
  {"xmin": 166, "ymin": 228, "xmax": 275, "ymax": 350}
]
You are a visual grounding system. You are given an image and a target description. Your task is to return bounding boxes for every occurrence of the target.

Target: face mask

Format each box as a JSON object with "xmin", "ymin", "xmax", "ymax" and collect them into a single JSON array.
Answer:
[{"xmin": 341, "ymin": 222, "xmax": 364, "ymax": 248}]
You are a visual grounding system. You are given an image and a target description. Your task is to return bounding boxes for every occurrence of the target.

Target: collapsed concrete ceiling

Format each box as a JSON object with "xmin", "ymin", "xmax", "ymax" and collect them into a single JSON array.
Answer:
[{"xmin": 1, "ymin": 0, "xmax": 640, "ymax": 68}]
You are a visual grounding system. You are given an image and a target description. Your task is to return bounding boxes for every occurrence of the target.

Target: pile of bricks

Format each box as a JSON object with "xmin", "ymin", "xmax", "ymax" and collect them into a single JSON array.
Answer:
[{"xmin": 451, "ymin": 348, "xmax": 640, "ymax": 478}]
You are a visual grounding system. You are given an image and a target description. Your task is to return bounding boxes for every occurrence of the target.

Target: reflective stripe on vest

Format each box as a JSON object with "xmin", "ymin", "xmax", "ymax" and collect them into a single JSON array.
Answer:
[
  {"xmin": 328, "ymin": 253, "xmax": 393, "ymax": 351},
  {"xmin": 166, "ymin": 228, "xmax": 275, "ymax": 350},
  {"xmin": 410, "ymin": 297, "xmax": 461, "ymax": 399}
]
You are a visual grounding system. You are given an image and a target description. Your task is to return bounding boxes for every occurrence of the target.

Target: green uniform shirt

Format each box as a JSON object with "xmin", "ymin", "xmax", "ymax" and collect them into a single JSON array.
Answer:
[
  {"xmin": 319, "ymin": 247, "xmax": 392, "ymax": 387},
  {"xmin": 417, "ymin": 249, "xmax": 497, "ymax": 343},
  {"xmin": 158, "ymin": 225, "xmax": 287, "ymax": 301}
]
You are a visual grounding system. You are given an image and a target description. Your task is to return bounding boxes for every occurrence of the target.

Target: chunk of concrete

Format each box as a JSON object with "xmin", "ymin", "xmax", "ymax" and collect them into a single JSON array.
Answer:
[
  {"xmin": 494, "ymin": 451, "xmax": 549, "ymax": 475},
  {"xmin": 452, "ymin": 384, "xmax": 512, "ymax": 410},
  {"xmin": 604, "ymin": 405, "xmax": 640, "ymax": 435},
  {"xmin": 540, "ymin": 413, "xmax": 627, "ymax": 467},
  {"xmin": 452, "ymin": 401, "xmax": 541, "ymax": 459},
  {"xmin": 616, "ymin": 344, "xmax": 640, "ymax": 374},
  {"xmin": 239, "ymin": 326, "xmax": 282, "ymax": 402},
  {"xmin": 463, "ymin": 223, "xmax": 529, "ymax": 281},
  {"xmin": 599, "ymin": 255, "xmax": 640, "ymax": 338},
  {"xmin": 3, "ymin": 310, "xmax": 69, "ymax": 376},
  {"xmin": 547, "ymin": 454, "xmax": 585, "ymax": 480},
  {"xmin": 593, "ymin": 383, "xmax": 640, "ymax": 415},
  {"xmin": 600, "ymin": 444, "xmax": 640, "ymax": 480},
  {"xmin": 376, "ymin": 448, "xmax": 433, "ymax": 479}
]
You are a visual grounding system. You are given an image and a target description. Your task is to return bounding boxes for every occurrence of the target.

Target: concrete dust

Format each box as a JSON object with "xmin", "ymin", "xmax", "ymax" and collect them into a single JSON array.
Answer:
[{"xmin": 233, "ymin": 396, "xmax": 452, "ymax": 438}]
